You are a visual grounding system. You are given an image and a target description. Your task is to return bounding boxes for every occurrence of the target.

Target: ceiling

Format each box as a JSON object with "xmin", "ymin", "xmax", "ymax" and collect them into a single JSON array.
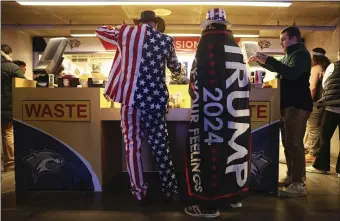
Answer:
[{"xmin": 1, "ymin": 1, "xmax": 340, "ymax": 38}]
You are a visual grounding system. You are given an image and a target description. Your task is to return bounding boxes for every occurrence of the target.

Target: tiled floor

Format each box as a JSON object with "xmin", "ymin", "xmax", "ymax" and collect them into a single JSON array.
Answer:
[{"xmin": 2, "ymin": 147, "xmax": 340, "ymax": 221}]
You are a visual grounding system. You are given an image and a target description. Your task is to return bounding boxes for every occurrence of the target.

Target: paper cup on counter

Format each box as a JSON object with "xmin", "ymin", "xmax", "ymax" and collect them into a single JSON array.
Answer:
[
  {"xmin": 255, "ymin": 70, "xmax": 265, "ymax": 83},
  {"xmin": 63, "ymin": 78, "xmax": 70, "ymax": 87},
  {"xmin": 80, "ymin": 79, "xmax": 88, "ymax": 88}
]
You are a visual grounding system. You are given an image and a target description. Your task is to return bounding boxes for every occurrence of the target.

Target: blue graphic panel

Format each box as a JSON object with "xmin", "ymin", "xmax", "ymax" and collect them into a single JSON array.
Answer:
[
  {"xmin": 14, "ymin": 120, "xmax": 99, "ymax": 192},
  {"xmin": 250, "ymin": 122, "xmax": 280, "ymax": 194}
]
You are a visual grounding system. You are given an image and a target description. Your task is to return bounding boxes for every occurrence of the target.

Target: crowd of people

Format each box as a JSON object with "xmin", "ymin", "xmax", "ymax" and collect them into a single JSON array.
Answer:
[
  {"xmin": 1, "ymin": 7, "xmax": 339, "ymax": 218},
  {"xmin": 95, "ymin": 8, "xmax": 340, "ymax": 217}
]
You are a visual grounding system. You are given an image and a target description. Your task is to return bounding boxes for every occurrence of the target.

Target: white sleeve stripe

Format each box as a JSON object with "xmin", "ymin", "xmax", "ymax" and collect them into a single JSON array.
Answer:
[
  {"xmin": 225, "ymin": 62, "xmax": 246, "ymax": 70},
  {"xmin": 96, "ymin": 33, "xmax": 117, "ymax": 45},
  {"xmin": 224, "ymin": 45, "xmax": 242, "ymax": 54}
]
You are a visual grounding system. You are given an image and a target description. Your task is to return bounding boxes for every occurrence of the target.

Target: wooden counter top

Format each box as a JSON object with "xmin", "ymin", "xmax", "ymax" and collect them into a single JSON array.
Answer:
[{"xmin": 100, "ymin": 108, "xmax": 191, "ymax": 121}]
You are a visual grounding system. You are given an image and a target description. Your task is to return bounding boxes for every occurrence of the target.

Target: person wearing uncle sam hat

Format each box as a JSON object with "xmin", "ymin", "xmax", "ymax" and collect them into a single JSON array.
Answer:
[
  {"xmin": 184, "ymin": 8, "xmax": 250, "ymax": 218},
  {"xmin": 96, "ymin": 10, "xmax": 181, "ymax": 204},
  {"xmin": 200, "ymin": 8, "xmax": 232, "ymax": 29}
]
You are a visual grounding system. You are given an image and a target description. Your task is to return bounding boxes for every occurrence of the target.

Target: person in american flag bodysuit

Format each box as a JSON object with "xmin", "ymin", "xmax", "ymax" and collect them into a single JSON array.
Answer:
[{"xmin": 96, "ymin": 11, "xmax": 181, "ymax": 202}]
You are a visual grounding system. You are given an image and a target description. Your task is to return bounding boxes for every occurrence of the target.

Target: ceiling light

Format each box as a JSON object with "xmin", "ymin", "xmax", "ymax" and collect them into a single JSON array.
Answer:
[
  {"xmin": 233, "ymin": 30, "xmax": 260, "ymax": 38},
  {"xmin": 70, "ymin": 30, "xmax": 96, "ymax": 37},
  {"xmin": 70, "ymin": 31, "xmax": 259, "ymax": 38},
  {"xmin": 234, "ymin": 34, "xmax": 260, "ymax": 38},
  {"xmin": 71, "ymin": 33, "xmax": 96, "ymax": 37},
  {"xmin": 17, "ymin": 1, "xmax": 292, "ymax": 7},
  {"xmin": 153, "ymin": 9, "xmax": 172, "ymax": 16}
]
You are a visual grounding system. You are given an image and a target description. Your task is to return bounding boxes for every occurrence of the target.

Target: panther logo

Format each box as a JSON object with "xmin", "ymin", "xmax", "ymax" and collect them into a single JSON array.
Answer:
[
  {"xmin": 258, "ymin": 40, "xmax": 271, "ymax": 50},
  {"xmin": 68, "ymin": 39, "xmax": 81, "ymax": 49},
  {"xmin": 23, "ymin": 149, "xmax": 65, "ymax": 183},
  {"xmin": 251, "ymin": 151, "xmax": 270, "ymax": 184}
]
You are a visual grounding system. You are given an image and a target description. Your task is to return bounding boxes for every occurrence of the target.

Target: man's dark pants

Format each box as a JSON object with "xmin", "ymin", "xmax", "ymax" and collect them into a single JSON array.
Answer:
[{"xmin": 281, "ymin": 107, "xmax": 310, "ymax": 182}]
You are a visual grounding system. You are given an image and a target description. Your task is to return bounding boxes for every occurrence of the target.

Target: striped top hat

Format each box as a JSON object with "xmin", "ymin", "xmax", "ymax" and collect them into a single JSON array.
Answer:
[{"xmin": 201, "ymin": 8, "xmax": 231, "ymax": 29}]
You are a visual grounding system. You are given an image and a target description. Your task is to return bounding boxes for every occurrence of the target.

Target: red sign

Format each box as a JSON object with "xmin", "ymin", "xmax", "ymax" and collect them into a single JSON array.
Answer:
[
  {"xmin": 173, "ymin": 37, "xmax": 200, "ymax": 52},
  {"xmin": 100, "ymin": 36, "xmax": 200, "ymax": 52},
  {"xmin": 99, "ymin": 36, "xmax": 240, "ymax": 53},
  {"xmin": 23, "ymin": 100, "xmax": 91, "ymax": 122}
]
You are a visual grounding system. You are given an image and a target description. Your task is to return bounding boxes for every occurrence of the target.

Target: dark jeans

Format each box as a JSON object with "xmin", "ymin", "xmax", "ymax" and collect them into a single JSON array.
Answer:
[
  {"xmin": 281, "ymin": 107, "xmax": 310, "ymax": 182},
  {"xmin": 313, "ymin": 110, "xmax": 340, "ymax": 173}
]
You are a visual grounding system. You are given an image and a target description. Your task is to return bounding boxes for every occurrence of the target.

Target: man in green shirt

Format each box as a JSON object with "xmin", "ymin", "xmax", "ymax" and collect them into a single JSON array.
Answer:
[{"xmin": 249, "ymin": 27, "xmax": 312, "ymax": 197}]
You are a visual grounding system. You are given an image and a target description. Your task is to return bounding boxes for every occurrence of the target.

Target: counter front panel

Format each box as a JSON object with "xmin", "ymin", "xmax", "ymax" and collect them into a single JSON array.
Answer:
[
  {"xmin": 13, "ymin": 80, "xmax": 280, "ymax": 195},
  {"xmin": 13, "ymin": 88, "xmax": 103, "ymax": 193}
]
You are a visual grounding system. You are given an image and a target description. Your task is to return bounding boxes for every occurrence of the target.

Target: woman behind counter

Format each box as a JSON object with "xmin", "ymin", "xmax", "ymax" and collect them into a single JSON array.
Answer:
[{"xmin": 169, "ymin": 62, "xmax": 189, "ymax": 85}]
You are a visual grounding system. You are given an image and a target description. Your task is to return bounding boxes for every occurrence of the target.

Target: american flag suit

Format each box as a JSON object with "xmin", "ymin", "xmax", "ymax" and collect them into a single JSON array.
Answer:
[{"xmin": 96, "ymin": 24, "xmax": 181, "ymax": 200}]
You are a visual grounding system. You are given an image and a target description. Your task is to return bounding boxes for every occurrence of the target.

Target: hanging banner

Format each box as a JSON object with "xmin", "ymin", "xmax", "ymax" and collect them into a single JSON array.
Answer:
[{"xmin": 41, "ymin": 36, "xmax": 240, "ymax": 53}]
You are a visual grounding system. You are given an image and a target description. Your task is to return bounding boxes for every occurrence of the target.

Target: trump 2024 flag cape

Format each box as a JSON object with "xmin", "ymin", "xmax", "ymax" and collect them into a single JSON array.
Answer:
[{"xmin": 185, "ymin": 29, "xmax": 251, "ymax": 203}]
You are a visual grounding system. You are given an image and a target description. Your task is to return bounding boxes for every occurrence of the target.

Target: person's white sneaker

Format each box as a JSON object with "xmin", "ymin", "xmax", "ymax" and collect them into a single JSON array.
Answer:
[
  {"xmin": 278, "ymin": 176, "xmax": 291, "ymax": 187},
  {"xmin": 306, "ymin": 166, "xmax": 327, "ymax": 174},
  {"xmin": 279, "ymin": 183, "xmax": 307, "ymax": 197},
  {"xmin": 184, "ymin": 205, "xmax": 220, "ymax": 218},
  {"xmin": 230, "ymin": 202, "xmax": 242, "ymax": 208}
]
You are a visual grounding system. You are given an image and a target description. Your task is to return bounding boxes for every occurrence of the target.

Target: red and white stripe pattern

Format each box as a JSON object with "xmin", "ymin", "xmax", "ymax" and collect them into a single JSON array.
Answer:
[
  {"xmin": 206, "ymin": 8, "xmax": 227, "ymax": 21},
  {"xmin": 96, "ymin": 24, "xmax": 146, "ymax": 106},
  {"xmin": 120, "ymin": 104, "xmax": 179, "ymax": 199},
  {"xmin": 120, "ymin": 105, "xmax": 147, "ymax": 200},
  {"xmin": 97, "ymin": 24, "xmax": 180, "ymax": 200}
]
